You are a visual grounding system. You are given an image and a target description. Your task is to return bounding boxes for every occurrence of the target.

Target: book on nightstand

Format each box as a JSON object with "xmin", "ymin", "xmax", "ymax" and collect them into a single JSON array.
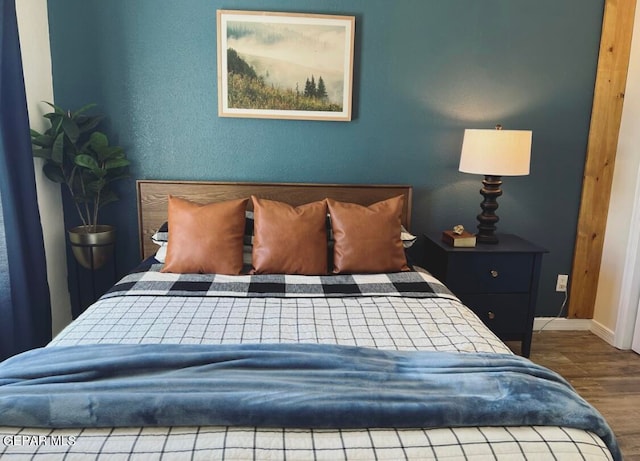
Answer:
[{"xmin": 442, "ymin": 230, "xmax": 477, "ymax": 247}]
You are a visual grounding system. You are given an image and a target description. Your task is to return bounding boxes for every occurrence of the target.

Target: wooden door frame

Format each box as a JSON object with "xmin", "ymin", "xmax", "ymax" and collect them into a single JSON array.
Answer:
[{"xmin": 569, "ymin": 0, "xmax": 637, "ymax": 319}]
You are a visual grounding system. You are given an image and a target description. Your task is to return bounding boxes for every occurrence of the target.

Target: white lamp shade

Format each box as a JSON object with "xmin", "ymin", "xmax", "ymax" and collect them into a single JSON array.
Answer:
[{"xmin": 459, "ymin": 128, "xmax": 532, "ymax": 176}]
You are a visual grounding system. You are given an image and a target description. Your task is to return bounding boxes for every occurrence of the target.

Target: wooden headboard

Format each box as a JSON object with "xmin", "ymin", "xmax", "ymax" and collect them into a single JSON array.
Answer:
[{"xmin": 137, "ymin": 180, "xmax": 413, "ymax": 260}]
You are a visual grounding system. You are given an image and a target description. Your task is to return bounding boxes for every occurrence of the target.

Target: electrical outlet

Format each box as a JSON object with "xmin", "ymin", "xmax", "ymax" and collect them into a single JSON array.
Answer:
[{"xmin": 556, "ymin": 274, "xmax": 568, "ymax": 292}]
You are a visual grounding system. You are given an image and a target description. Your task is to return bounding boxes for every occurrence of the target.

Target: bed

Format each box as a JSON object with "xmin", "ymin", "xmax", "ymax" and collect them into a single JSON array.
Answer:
[{"xmin": 0, "ymin": 180, "xmax": 620, "ymax": 460}]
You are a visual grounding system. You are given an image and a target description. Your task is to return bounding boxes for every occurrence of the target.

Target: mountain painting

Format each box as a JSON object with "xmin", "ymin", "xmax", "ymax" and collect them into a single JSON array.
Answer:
[{"xmin": 217, "ymin": 11, "xmax": 355, "ymax": 121}]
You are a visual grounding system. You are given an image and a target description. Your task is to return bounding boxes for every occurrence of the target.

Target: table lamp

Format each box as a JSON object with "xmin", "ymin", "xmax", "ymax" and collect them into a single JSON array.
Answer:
[{"xmin": 459, "ymin": 125, "xmax": 532, "ymax": 244}]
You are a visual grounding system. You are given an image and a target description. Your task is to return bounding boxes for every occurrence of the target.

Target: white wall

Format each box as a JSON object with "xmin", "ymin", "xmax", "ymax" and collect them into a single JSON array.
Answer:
[
  {"xmin": 592, "ymin": 5, "xmax": 640, "ymax": 347},
  {"xmin": 16, "ymin": 0, "xmax": 72, "ymax": 336}
]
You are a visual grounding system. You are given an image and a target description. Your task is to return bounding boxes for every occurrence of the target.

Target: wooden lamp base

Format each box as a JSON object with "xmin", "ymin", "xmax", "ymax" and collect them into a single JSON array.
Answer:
[{"xmin": 476, "ymin": 175, "xmax": 502, "ymax": 244}]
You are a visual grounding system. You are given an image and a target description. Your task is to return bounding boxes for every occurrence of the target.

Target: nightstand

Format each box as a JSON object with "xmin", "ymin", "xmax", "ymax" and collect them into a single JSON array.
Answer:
[{"xmin": 421, "ymin": 233, "xmax": 547, "ymax": 357}]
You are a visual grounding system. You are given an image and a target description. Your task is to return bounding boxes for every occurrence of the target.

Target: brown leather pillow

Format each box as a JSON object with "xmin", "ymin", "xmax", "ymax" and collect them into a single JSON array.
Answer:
[
  {"xmin": 327, "ymin": 196, "xmax": 410, "ymax": 274},
  {"xmin": 251, "ymin": 196, "xmax": 328, "ymax": 275},
  {"xmin": 161, "ymin": 196, "xmax": 248, "ymax": 274}
]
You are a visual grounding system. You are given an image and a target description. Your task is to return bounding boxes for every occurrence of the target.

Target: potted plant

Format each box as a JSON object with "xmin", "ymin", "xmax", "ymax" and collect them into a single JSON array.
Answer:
[{"xmin": 30, "ymin": 102, "xmax": 130, "ymax": 269}]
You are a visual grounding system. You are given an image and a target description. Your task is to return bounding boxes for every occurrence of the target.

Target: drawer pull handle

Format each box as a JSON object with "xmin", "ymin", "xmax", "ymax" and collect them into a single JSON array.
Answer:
[
  {"xmin": 487, "ymin": 311, "xmax": 496, "ymax": 320},
  {"xmin": 489, "ymin": 270, "xmax": 499, "ymax": 278}
]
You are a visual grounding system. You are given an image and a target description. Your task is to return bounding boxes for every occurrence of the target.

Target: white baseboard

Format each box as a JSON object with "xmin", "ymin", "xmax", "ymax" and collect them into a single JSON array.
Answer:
[
  {"xmin": 533, "ymin": 317, "xmax": 592, "ymax": 331},
  {"xmin": 532, "ymin": 317, "xmax": 618, "ymax": 347},
  {"xmin": 589, "ymin": 319, "xmax": 616, "ymax": 346}
]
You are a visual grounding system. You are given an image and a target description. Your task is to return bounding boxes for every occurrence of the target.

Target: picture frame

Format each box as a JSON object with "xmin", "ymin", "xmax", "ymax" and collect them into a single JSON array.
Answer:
[{"xmin": 217, "ymin": 10, "xmax": 355, "ymax": 122}]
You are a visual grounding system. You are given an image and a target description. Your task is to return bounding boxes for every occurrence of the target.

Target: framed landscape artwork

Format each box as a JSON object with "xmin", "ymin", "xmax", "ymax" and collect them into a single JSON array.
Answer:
[{"xmin": 217, "ymin": 10, "xmax": 355, "ymax": 121}]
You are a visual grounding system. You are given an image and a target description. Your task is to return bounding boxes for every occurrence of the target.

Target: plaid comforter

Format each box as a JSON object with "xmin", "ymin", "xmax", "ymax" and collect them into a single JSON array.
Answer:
[
  {"xmin": 104, "ymin": 262, "xmax": 458, "ymax": 300},
  {"xmin": 0, "ymin": 263, "xmax": 617, "ymax": 460}
]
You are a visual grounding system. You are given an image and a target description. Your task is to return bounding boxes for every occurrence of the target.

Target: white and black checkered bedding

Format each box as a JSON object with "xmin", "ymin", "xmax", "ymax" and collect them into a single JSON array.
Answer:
[
  {"xmin": 0, "ymin": 266, "xmax": 614, "ymax": 460},
  {"xmin": 102, "ymin": 262, "xmax": 456, "ymax": 299}
]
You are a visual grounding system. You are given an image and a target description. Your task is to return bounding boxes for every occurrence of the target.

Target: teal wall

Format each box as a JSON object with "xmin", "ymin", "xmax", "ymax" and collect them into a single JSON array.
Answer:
[{"xmin": 47, "ymin": 0, "xmax": 604, "ymax": 316}]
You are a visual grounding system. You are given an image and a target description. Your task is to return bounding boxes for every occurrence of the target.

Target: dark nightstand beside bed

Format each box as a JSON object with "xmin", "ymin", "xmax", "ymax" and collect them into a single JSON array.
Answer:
[{"xmin": 421, "ymin": 232, "xmax": 547, "ymax": 357}]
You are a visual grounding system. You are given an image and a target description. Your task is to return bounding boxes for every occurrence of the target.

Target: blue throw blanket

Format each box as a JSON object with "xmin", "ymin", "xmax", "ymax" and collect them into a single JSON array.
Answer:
[{"xmin": 0, "ymin": 343, "xmax": 621, "ymax": 460}]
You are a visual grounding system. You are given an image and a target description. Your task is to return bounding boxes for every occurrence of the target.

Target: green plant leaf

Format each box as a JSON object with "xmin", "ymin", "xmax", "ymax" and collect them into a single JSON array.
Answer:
[
  {"xmin": 44, "ymin": 101, "xmax": 65, "ymax": 114},
  {"xmin": 31, "ymin": 134, "xmax": 53, "ymax": 148},
  {"xmin": 52, "ymin": 133, "xmax": 65, "ymax": 164},
  {"xmin": 77, "ymin": 114, "xmax": 103, "ymax": 133},
  {"xmin": 97, "ymin": 146, "xmax": 124, "ymax": 161},
  {"xmin": 74, "ymin": 154, "xmax": 99, "ymax": 170},
  {"xmin": 111, "ymin": 148, "xmax": 125, "ymax": 158},
  {"xmin": 105, "ymin": 158, "xmax": 130, "ymax": 169},
  {"xmin": 71, "ymin": 103, "xmax": 97, "ymax": 118},
  {"xmin": 44, "ymin": 113, "xmax": 64, "ymax": 135},
  {"xmin": 42, "ymin": 163, "xmax": 65, "ymax": 183},
  {"xmin": 89, "ymin": 132, "xmax": 108, "ymax": 150},
  {"xmin": 61, "ymin": 117, "xmax": 80, "ymax": 143},
  {"xmin": 32, "ymin": 148, "xmax": 52, "ymax": 160},
  {"xmin": 86, "ymin": 178, "xmax": 106, "ymax": 193}
]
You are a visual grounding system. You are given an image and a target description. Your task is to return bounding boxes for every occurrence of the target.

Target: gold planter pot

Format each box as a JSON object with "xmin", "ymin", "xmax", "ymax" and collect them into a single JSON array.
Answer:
[{"xmin": 68, "ymin": 225, "xmax": 116, "ymax": 270}]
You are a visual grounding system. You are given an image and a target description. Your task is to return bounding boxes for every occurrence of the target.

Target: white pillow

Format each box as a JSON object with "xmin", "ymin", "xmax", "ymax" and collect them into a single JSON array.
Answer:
[
  {"xmin": 401, "ymin": 225, "xmax": 417, "ymax": 248},
  {"xmin": 154, "ymin": 243, "xmax": 168, "ymax": 263}
]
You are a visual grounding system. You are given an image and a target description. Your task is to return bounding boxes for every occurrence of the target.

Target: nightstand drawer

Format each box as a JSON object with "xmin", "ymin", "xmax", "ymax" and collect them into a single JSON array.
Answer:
[
  {"xmin": 460, "ymin": 293, "xmax": 530, "ymax": 338},
  {"xmin": 447, "ymin": 253, "xmax": 533, "ymax": 294},
  {"xmin": 422, "ymin": 233, "xmax": 547, "ymax": 357}
]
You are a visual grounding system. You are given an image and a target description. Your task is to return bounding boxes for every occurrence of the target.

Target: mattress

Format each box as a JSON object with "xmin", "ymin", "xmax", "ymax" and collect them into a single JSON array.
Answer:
[{"xmin": 0, "ymin": 264, "xmax": 617, "ymax": 460}]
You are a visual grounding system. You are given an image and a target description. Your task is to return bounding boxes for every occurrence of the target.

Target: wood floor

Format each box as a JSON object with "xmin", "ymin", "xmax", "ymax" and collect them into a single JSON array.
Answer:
[{"xmin": 508, "ymin": 331, "xmax": 640, "ymax": 460}]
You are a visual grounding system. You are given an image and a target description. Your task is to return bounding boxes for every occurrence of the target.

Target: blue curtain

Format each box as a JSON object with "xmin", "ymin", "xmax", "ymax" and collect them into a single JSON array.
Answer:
[{"xmin": 0, "ymin": 0, "xmax": 52, "ymax": 360}]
